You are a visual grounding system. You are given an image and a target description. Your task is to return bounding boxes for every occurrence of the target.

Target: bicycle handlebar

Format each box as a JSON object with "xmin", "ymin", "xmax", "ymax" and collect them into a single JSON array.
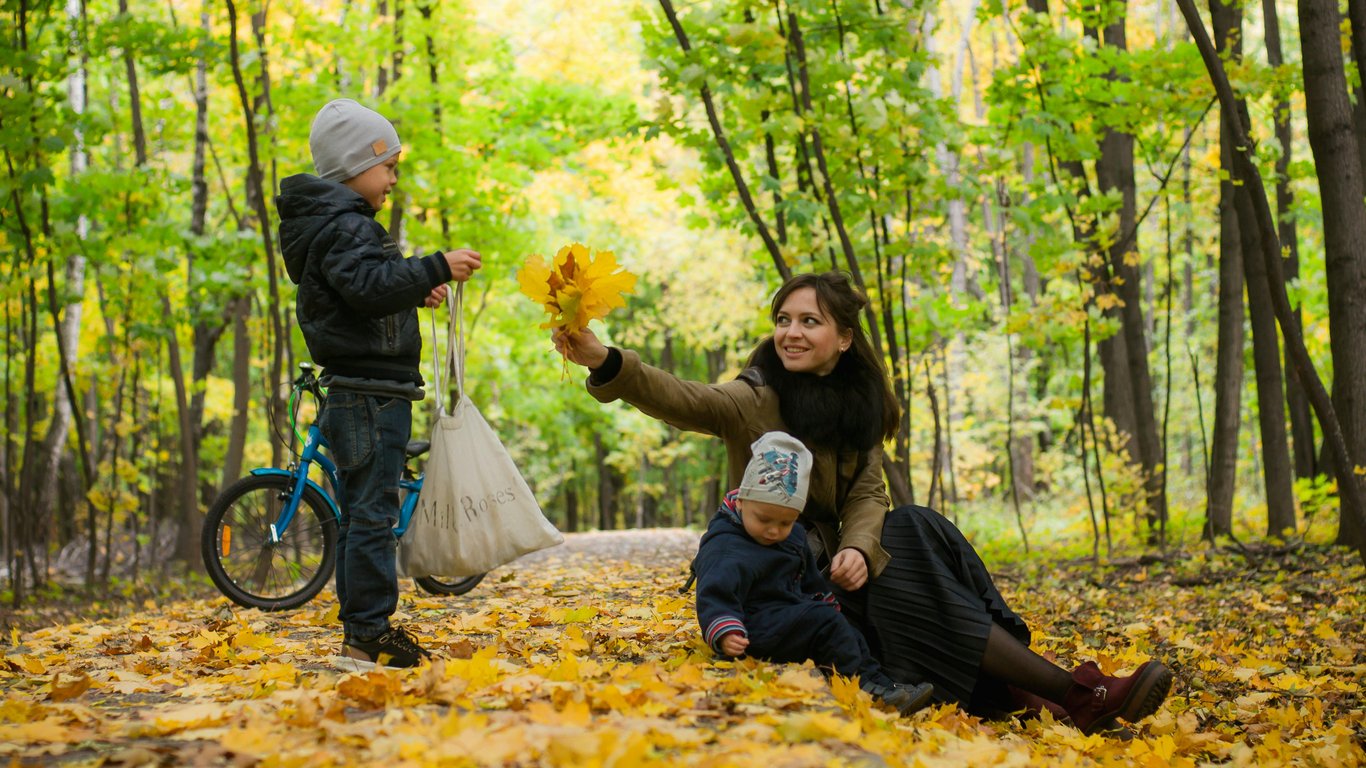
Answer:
[{"xmin": 293, "ymin": 362, "xmax": 325, "ymax": 402}]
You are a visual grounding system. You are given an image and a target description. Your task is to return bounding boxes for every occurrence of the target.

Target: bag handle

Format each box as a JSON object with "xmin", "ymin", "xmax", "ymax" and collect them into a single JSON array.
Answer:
[{"xmin": 429, "ymin": 283, "xmax": 465, "ymax": 416}]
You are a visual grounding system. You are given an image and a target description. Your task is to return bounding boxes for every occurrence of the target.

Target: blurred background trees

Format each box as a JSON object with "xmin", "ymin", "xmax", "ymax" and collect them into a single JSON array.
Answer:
[{"xmin": 3, "ymin": 0, "xmax": 1363, "ymax": 598}]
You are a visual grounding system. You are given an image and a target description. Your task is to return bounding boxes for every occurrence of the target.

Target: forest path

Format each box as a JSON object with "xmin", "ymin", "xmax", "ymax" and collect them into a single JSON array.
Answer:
[{"xmin": 509, "ymin": 527, "xmax": 701, "ymax": 567}]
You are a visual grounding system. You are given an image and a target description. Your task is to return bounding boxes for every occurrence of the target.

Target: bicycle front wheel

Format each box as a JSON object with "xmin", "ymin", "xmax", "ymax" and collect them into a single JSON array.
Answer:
[{"xmin": 201, "ymin": 474, "xmax": 338, "ymax": 611}]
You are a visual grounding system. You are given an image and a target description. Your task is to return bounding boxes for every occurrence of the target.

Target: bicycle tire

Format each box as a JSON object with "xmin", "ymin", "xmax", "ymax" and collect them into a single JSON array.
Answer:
[
  {"xmin": 414, "ymin": 573, "xmax": 486, "ymax": 596},
  {"xmin": 201, "ymin": 474, "xmax": 338, "ymax": 611}
]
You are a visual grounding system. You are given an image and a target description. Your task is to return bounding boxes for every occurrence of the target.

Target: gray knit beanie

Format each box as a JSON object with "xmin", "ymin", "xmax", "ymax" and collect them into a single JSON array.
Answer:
[
  {"xmin": 738, "ymin": 431, "xmax": 812, "ymax": 511},
  {"xmin": 309, "ymin": 98, "xmax": 402, "ymax": 182}
]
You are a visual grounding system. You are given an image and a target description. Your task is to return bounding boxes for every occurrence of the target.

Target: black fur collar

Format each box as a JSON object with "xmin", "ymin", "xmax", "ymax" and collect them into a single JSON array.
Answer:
[{"xmin": 748, "ymin": 341, "xmax": 882, "ymax": 453}]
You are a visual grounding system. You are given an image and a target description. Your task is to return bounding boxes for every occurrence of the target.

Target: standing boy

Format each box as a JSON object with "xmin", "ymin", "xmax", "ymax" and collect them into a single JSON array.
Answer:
[
  {"xmin": 277, "ymin": 98, "xmax": 481, "ymax": 667},
  {"xmin": 695, "ymin": 431, "xmax": 934, "ymax": 716}
]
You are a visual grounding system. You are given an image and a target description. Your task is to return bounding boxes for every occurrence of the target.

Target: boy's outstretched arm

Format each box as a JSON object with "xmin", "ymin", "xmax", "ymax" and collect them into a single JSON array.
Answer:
[
  {"xmin": 422, "ymin": 250, "xmax": 481, "ymax": 307},
  {"xmin": 443, "ymin": 248, "xmax": 481, "ymax": 281},
  {"xmin": 323, "ymin": 227, "xmax": 460, "ymax": 316}
]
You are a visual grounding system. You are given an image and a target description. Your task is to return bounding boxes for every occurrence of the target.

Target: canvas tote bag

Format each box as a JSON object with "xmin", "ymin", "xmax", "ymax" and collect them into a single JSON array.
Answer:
[{"xmin": 398, "ymin": 285, "xmax": 563, "ymax": 578}]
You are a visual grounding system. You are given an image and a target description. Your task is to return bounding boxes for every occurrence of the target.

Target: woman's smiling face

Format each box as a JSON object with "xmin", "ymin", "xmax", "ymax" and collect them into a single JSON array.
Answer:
[{"xmin": 773, "ymin": 286, "xmax": 851, "ymax": 376}]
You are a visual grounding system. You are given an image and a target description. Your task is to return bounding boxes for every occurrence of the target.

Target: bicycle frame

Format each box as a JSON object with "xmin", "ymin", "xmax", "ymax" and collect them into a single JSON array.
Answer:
[
  {"xmin": 201, "ymin": 362, "xmax": 484, "ymax": 611},
  {"xmin": 249, "ymin": 422, "xmax": 423, "ymax": 543}
]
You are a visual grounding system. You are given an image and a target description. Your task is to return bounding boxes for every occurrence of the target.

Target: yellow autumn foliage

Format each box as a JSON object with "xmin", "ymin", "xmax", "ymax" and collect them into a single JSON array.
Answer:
[
  {"xmin": 517, "ymin": 243, "xmax": 638, "ymax": 335},
  {"xmin": 0, "ymin": 533, "xmax": 1362, "ymax": 766}
]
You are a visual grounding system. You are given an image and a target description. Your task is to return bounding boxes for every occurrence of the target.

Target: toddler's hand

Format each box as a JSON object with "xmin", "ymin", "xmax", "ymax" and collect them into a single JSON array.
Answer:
[
  {"xmin": 719, "ymin": 633, "xmax": 749, "ymax": 657},
  {"xmin": 443, "ymin": 248, "xmax": 482, "ymax": 281},
  {"xmin": 424, "ymin": 284, "xmax": 449, "ymax": 308}
]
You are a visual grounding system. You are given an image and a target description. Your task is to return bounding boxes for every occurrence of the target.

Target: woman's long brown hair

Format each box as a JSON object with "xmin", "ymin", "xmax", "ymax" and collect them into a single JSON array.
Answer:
[{"xmin": 768, "ymin": 271, "xmax": 900, "ymax": 442}]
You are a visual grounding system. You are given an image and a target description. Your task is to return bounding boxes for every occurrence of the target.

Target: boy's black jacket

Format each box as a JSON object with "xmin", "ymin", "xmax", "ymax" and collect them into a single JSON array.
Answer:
[
  {"xmin": 276, "ymin": 174, "xmax": 451, "ymax": 383},
  {"xmin": 693, "ymin": 496, "xmax": 837, "ymax": 654}
]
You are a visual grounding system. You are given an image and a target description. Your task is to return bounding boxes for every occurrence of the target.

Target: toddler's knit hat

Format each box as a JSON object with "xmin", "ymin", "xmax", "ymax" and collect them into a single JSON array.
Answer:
[
  {"xmin": 738, "ymin": 431, "xmax": 811, "ymax": 511},
  {"xmin": 309, "ymin": 98, "xmax": 402, "ymax": 182}
]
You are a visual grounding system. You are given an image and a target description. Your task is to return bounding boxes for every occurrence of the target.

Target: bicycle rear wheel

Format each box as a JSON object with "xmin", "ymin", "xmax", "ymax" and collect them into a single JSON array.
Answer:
[
  {"xmin": 201, "ymin": 474, "xmax": 338, "ymax": 610},
  {"xmin": 414, "ymin": 573, "xmax": 486, "ymax": 596}
]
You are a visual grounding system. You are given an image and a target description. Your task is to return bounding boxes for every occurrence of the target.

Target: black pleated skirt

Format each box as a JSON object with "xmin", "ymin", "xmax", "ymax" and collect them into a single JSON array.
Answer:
[{"xmin": 859, "ymin": 505, "xmax": 1032, "ymax": 710}]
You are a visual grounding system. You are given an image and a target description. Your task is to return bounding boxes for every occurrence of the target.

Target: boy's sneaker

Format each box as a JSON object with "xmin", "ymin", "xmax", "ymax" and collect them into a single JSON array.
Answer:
[
  {"xmin": 863, "ymin": 678, "xmax": 935, "ymax": 716},
  {"xmin": 341, "ymin": 625, "xmax": 431, "ymax": 669}
]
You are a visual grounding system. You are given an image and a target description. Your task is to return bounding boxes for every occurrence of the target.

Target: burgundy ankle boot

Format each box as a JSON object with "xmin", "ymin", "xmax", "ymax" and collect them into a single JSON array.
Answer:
[
  {"xmin": 1006, "ymin": 684, "xmax": 1068, "ymax": 721},
  {"xmin": 1061, "ymin": 660, "xmax": 1173, "ymax": 735}
]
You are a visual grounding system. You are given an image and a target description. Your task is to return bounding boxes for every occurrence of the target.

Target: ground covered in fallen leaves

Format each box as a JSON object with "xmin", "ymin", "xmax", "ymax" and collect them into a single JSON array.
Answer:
[{"xmin": 1, "ymin": 529, "xmax": 1363, "ymax": 766}]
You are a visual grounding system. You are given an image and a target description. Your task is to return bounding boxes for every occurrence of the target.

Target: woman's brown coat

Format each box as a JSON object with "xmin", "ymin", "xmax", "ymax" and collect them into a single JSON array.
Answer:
[{"xmin": 587, "ymin": 349, "xmax": 891, "ymax": 577}]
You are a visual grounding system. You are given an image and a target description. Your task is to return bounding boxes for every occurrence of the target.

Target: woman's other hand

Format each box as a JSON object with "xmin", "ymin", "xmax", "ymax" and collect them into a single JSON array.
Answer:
[
  {"xmin": 829, "ymin": 548, "xmax": 869, "ymax": 590},
  {"xmin": 553, "ymin": 327, "xmax": 609, "ymax": 368}
]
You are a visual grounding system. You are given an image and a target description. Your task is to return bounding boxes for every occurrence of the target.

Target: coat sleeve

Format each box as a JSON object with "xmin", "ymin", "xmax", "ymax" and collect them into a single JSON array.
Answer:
[
  {"xmin": 796, "ymin": 529, "xmax": 838, "ymax": 607},
  {"xmin": 837, "ymin": 446, "xmax": 891, "ymax": 578},
  {"xmin": 320, "ymin": 219, "xmax": 450, "ymax": 316},
  {"xmin": 694, "ymin": 537, "xmax": 752, "ymax": 655},
  {"xmin": 587, "ymin": 349, "xmax": 761, "ymax": 441}
]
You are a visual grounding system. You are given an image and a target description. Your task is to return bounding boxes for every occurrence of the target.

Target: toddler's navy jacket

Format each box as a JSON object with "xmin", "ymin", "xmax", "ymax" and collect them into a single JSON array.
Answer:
[{"xmin": 694, "ymin": 492, "xmax": 839, "ymax": 655}]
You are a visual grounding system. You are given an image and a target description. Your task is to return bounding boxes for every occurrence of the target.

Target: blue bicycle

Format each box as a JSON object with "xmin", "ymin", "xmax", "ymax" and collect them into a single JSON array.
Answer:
[{"xmin": 200, "ymin": 362, "xmax": 485, "ymax": 610}]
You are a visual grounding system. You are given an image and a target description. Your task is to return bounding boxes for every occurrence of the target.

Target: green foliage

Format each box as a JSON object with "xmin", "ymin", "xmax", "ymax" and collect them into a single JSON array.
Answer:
[{"xmin": 0, "ymin": 0, "xmax": 1352, "ymax": 592}]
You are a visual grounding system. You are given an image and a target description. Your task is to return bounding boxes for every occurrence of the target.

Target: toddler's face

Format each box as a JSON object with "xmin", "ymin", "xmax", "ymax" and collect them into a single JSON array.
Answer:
[
  {"xmin": 736, "ymin": 499, "xmax": 799, "ymax": 546},
  {"xmin": 344, "ymin": 155, "xmax": 400, "ymax": 210}
]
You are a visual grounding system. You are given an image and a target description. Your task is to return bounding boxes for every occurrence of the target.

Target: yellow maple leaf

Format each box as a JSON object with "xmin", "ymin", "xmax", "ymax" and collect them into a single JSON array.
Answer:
[
  {"xmin": 516, "ymin": 242, "xmax": 637, "ymax": 335},
  {"xmin": 776, "ymin": 710, "xmax": 861, "ymax": 742},
  {"xmin": 337, "ymin": 670, "xmax": 404, "ymax": 709},
  {"xmin": 47, "ymin": 671, "xmax": 92, "ymax": 703}
]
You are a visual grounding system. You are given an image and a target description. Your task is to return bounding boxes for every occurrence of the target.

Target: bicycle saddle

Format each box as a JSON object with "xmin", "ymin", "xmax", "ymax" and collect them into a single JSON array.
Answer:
[{"xmin": 405, "ymin": 440, "xmax": 431, "ymax": 458}]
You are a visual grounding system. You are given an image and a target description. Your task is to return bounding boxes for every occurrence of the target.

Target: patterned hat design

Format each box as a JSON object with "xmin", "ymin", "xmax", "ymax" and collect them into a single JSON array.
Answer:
[{"xmin": 737, "ymin": 431, "xmax": 812, "ymax": 511}]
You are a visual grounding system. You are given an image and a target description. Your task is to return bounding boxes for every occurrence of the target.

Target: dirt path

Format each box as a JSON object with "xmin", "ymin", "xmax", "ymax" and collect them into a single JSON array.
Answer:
[{"xmin": 505, "ymin": 527, "xmax": 701, "ymax": 566}]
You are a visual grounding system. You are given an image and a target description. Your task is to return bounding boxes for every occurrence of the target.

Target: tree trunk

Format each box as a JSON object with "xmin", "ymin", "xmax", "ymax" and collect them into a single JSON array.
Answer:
[
  {"xmin": 1099, "ymin": 3, "xmax": 1168, "ymax": 534},
  {"xmin": 1212, "ymin": 0, "xmax": 1296, "ymax": 535},
  {"xmin": 1346, "ymin": 0, "xmax": 1366, "ymax": 181},
  {"xmin": 564, "ymin": 473, "xmax": 579, "ymax": 533},
  {"xmin": 638, "ymin": 455, "xmax": 657, "ymax": 529},
  {"xmin": 165, "ymin": 296, "xmax": 200, "ymax": 563},
  {"xmin": 227, "ymin": 0, "xmax": 287, "ymax": 470},
  {"xmin": 1176, "ymin": 0, "xmax": 1366, "ymax": 565},
  {"xmin": 1205, "ymin": 0, "xmax": 1245, "ymax": 540},
  {"xmin": 221, "ymin": 297, "xmax": 251, "ymax": 489},
  {"xmin": 1236, "ymin": 180, "xmax": 1297, "ymax": 535},
  {"xmin": 1300, "ymin": 0, "xmax": 1366, "ymax": 549},
  {"xmin": 594, "ymin": 433, "xmax": 617, "ymax": 531},
  {"xmin": 2, "ymin": 305, "xmax": 13, "ymax": 601},
  {"xmin": 12, "ymin": 235, "xmax": 43, "ymax": 599},
  {"xmin": 1017, "ymin": 146, "xmax": 1045, "ymax": 483},
  {"xmin": 1262, "ymin": 0, "xmax": 1315, "ymax": 480},
  {"xmin": 188, "ymin": 0, "xmax": 227, "ymax": 508},
  {"xmin": 1098, "ymin": 325, "xmax": 1137, "ymax": 457},
  {"xmin": 38, "ymin": 0, "xmax": 90, "ymax": 580},
  {"xmin": 1213, "ymin": 0, "xmax": 1294, "ymax": 532}
]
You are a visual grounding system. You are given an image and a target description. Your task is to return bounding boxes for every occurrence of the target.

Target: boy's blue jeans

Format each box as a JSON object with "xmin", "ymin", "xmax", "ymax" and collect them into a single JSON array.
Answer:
[{"xmin": 318, "ymin": 390, "xmax": 412, "ymax": 641}]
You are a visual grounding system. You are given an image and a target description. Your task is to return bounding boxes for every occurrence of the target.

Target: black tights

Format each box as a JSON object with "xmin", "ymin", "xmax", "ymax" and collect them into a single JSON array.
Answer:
[{"xmin": 979, "ymin": 624, "xmax": 1073, "ymax": 703}]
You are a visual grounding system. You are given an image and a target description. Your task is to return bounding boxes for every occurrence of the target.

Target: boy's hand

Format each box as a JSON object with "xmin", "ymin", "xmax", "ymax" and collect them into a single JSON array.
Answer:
[
  {"xmin": 443, "ymin": 248, "xmax": 482, "ymax": 281},
  {"xmin": 719, "ymin": 633, "xmax": 749, "ymax": 657},
  {"xmin": 552, "ymin": 327, "xmax": 610, "ymax": 368},
  {"xmin": 424, "ymin": 284, "xmax": 449, "ymax": 308},
  {"xmin": 829, "ymin": 548, "xmax": 869, "ymax": 591}
]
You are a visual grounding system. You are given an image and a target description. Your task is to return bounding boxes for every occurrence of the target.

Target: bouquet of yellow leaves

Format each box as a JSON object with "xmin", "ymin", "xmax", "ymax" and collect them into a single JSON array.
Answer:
[{"xmin": 517, "ymin": 242, "xmax": 637, "ymax": 336}]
